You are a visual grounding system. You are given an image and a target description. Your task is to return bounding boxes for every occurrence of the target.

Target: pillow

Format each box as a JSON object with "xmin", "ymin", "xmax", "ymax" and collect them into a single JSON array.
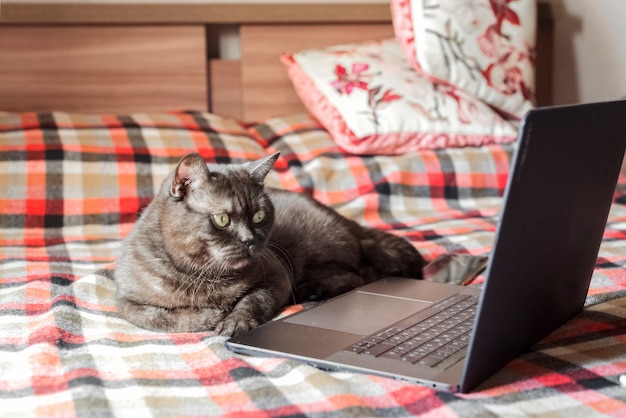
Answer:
[
  {"xmin": 391, "ymin": 0, "xmax": 536, "ymax": 119},
  {"xmin": 281, "ymin": 39, "xmax": 518, "ymax": 155}
]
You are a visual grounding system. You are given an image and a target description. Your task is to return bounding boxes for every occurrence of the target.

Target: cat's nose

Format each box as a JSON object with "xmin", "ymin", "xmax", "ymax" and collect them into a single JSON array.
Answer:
[
  {"xmin": 244, "ymin": 239, "xmax": 262, "ymax": 257},
  {"xmin": 238, "ymin": 227, "xmax": 255, "ymax": 248}
]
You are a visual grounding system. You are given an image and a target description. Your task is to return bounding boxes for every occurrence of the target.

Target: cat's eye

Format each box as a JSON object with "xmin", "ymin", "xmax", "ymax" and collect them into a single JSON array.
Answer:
[
  {"xmin": 252, "ymin": 210, "xmax": 266, "ymax": 224},
  {"xmin": 212, "ymin": 213, "xmax": 230, "ymax": 228}
]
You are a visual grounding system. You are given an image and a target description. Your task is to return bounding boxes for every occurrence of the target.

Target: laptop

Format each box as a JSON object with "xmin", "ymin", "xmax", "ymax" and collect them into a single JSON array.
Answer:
[{"xmin": 227, "ymin": 100, "xmax": 626, "ymax": 393}]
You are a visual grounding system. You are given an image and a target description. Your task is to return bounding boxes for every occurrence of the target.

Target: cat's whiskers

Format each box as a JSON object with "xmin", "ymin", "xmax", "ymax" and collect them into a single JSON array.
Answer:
[
  {"xmin": 189, "ymin": 259, "xmax": 213, "ymax": 308},
  {"xmin": 172, "ymin": 254, "xmax": 223, "ymax": 308},
  {"xmin": 209, "ymin": 260, "xmax": 228, "ymax": 288},
  {"xmin": 258, "ymin": 254, "xmax": 267, "ymax": 283},
  {"xmin": 136, "ymin": 255, "xmax": 201, "ymax": 307},
  {"xmin": 267, "ymin": 243, "xmax": 295, "ymax": 278},
  {"xmin": 266, "ymin": 243, "xmax": 297, "ymax": 305},
  {"xmin": 175, "ymin": 269, "xmax": 201, "ymax": 307}
]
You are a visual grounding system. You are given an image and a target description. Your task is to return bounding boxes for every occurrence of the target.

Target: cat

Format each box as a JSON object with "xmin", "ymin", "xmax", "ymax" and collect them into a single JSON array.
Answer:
[{"xmin": 114, "ymin": 152, "xmax": 425, "ymax": 336}]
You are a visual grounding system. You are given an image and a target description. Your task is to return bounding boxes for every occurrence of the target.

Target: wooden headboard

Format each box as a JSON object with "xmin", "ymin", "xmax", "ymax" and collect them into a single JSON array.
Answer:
[{"xmin": 0, "ymin": 1, "xmax": 553, "ymax": 120}]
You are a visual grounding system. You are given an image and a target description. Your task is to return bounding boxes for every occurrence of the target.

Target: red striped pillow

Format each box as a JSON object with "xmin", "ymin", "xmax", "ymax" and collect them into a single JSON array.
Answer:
[{"xmin": 391, "ymin": 0, "xmax": 536, "ymax": 119}]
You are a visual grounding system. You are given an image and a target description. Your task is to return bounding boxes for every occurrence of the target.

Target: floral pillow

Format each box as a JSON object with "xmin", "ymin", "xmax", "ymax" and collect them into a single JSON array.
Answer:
[
  {"xmin": 391, "ymin": 0, "xmax": 536, "ymax": 119},
  {"xmin": 281, "ymin": 38, "xmax": 518, "ymax": 155}
]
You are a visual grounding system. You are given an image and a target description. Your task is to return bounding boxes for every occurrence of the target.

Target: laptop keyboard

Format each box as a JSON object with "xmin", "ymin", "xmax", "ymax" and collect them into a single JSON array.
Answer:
[{"xmin": 344, "ymin": 293, "xmax": 478, "ymax": 367}]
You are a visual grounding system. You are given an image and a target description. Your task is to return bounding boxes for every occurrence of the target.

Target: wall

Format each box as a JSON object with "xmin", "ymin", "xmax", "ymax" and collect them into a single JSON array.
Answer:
[{"xmin": 546, "ymin": 0, "xmax": 626, "ymax": 105}]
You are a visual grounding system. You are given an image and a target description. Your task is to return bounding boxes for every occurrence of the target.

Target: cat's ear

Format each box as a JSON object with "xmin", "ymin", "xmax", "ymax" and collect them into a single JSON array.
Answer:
[
  {"xmin": 170, "ymin": 153, "xmax": 210, "ymax": 199},
  {"xmin": 245, "ymin": 152, "xmax": 280, "ymax": 185}
]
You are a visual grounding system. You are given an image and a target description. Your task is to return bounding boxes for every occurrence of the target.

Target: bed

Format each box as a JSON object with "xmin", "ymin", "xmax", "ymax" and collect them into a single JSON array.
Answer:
[{"xmin": 2, "ymin": 1, "xmax": 626, "ymax": 417}]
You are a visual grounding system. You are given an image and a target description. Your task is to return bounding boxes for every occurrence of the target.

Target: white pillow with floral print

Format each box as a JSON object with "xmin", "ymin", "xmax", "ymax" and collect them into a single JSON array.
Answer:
[
  {"xmin": 281, "ymin": 38, "xmax": 518, "ymax": 155},
  {"xmin": 391, "ymin": 0, "xmax": 536, "ymax": 119}
]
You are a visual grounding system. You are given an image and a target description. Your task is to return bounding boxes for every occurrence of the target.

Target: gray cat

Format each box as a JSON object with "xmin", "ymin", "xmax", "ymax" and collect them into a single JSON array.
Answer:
[{"xmin": 115, "ymin": 152, "xmax": 425, "ymax": 336}]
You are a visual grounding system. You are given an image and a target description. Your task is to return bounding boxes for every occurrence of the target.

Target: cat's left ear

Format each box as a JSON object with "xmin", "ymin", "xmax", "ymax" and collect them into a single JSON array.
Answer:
[
  {"xmin": 170, "ymin": 153, "xmax": 210, "ymax": 199},
  {"xmin": 245, "ymin": 152, "xmax": 280, "ymax": 185}
]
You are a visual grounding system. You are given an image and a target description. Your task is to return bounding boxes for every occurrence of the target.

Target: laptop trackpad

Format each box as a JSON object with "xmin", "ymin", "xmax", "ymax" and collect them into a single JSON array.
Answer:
[{"xmin": 285, "ymin": 291, "xmax": 431, "ymax": 335}]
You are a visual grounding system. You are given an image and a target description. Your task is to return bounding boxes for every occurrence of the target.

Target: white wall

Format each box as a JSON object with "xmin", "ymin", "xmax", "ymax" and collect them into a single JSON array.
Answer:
[{"xmin": 545, "ymin": 0, "xmax": 626, "ymax": 105}]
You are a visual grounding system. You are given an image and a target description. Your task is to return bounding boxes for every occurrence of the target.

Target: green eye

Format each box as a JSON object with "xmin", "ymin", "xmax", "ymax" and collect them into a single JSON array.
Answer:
[
  {"xmin": 252, "ymin": 210, "xmax": 266, "ymax": 224},
  {"xmin": 212, "ymin": 213, "xmax": 230, "ymax": 228}
]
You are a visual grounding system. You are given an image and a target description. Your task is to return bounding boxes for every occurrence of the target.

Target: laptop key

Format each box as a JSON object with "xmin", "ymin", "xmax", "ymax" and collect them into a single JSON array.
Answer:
[
  {"xmin": 380, "ymin": 350, "xmax": 405, "ymax": 360},
  {"xmin": 347, "ymin": 341, "xmax": 374, "ymax": 353},
  {"xmin": 362, "ymin": 343, "xmax": 395, "ymax": 356},
  {"xmin": 403, "ymin": 350, "xmax": 428, "ymax": 363},
  {"xmin": 344, "ymin": 293, "xmax": 478, "ymax": 368},
  {"xmin": 416, "ymin": 355, "xmax": 443, "ymax": 367}
]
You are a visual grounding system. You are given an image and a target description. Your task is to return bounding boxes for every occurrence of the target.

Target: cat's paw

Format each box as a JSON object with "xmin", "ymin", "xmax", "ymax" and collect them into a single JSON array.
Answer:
[{"xmin": 214, "ymin": 313, "xmax": 260, "ymax": 337}]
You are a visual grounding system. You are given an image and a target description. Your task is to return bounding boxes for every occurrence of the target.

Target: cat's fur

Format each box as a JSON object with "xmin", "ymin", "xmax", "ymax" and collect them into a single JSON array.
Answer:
[{"xmin": 115, "ymin": 152, "xmax": 425, "ymax": 336}]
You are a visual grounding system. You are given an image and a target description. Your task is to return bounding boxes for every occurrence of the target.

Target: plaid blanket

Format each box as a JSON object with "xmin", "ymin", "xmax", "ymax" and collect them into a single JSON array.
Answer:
[{"xmin": 2, "ymin": 111, "xmax": 626, "ymax": 417}]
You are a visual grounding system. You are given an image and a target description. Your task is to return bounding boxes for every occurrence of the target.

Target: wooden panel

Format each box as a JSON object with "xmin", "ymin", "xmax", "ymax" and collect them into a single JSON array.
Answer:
[
  {"xmin": 0, "ymin": 26, "xmax": 207, "ymax": 113},
  {"xmin": 1, "ymin": 2, "xmax": 391, "ymax": 24},
  {"xmin": 240, "ymin": 24, "xmax": 394, "ymax": 121},
  {"xmin": 209, "ymin": 60, "xmax": 243, "ymax": 119}
]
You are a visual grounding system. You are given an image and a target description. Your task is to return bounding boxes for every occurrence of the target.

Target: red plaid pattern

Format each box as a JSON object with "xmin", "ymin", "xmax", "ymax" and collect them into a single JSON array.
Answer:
[{"xmin": 1, "ymin": 110, "xmax": 626, "ymax": 417}]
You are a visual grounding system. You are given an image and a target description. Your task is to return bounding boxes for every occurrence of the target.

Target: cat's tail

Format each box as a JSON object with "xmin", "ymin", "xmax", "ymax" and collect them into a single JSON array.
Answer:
[{"xmin": 358, "ymin": 227, "xmax": 425, "ymax": 280}]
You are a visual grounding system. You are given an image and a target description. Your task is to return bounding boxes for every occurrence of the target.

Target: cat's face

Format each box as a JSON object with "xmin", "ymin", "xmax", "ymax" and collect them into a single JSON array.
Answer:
[{"xmin": 161, "ymin": 153, "xmax": 279, "ymax": 271}]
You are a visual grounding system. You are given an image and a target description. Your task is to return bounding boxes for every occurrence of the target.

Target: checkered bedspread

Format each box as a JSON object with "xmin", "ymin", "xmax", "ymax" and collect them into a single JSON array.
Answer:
[{"xmin": 2, "ymin": 111, "xmax": 626, "ymax": 417}]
